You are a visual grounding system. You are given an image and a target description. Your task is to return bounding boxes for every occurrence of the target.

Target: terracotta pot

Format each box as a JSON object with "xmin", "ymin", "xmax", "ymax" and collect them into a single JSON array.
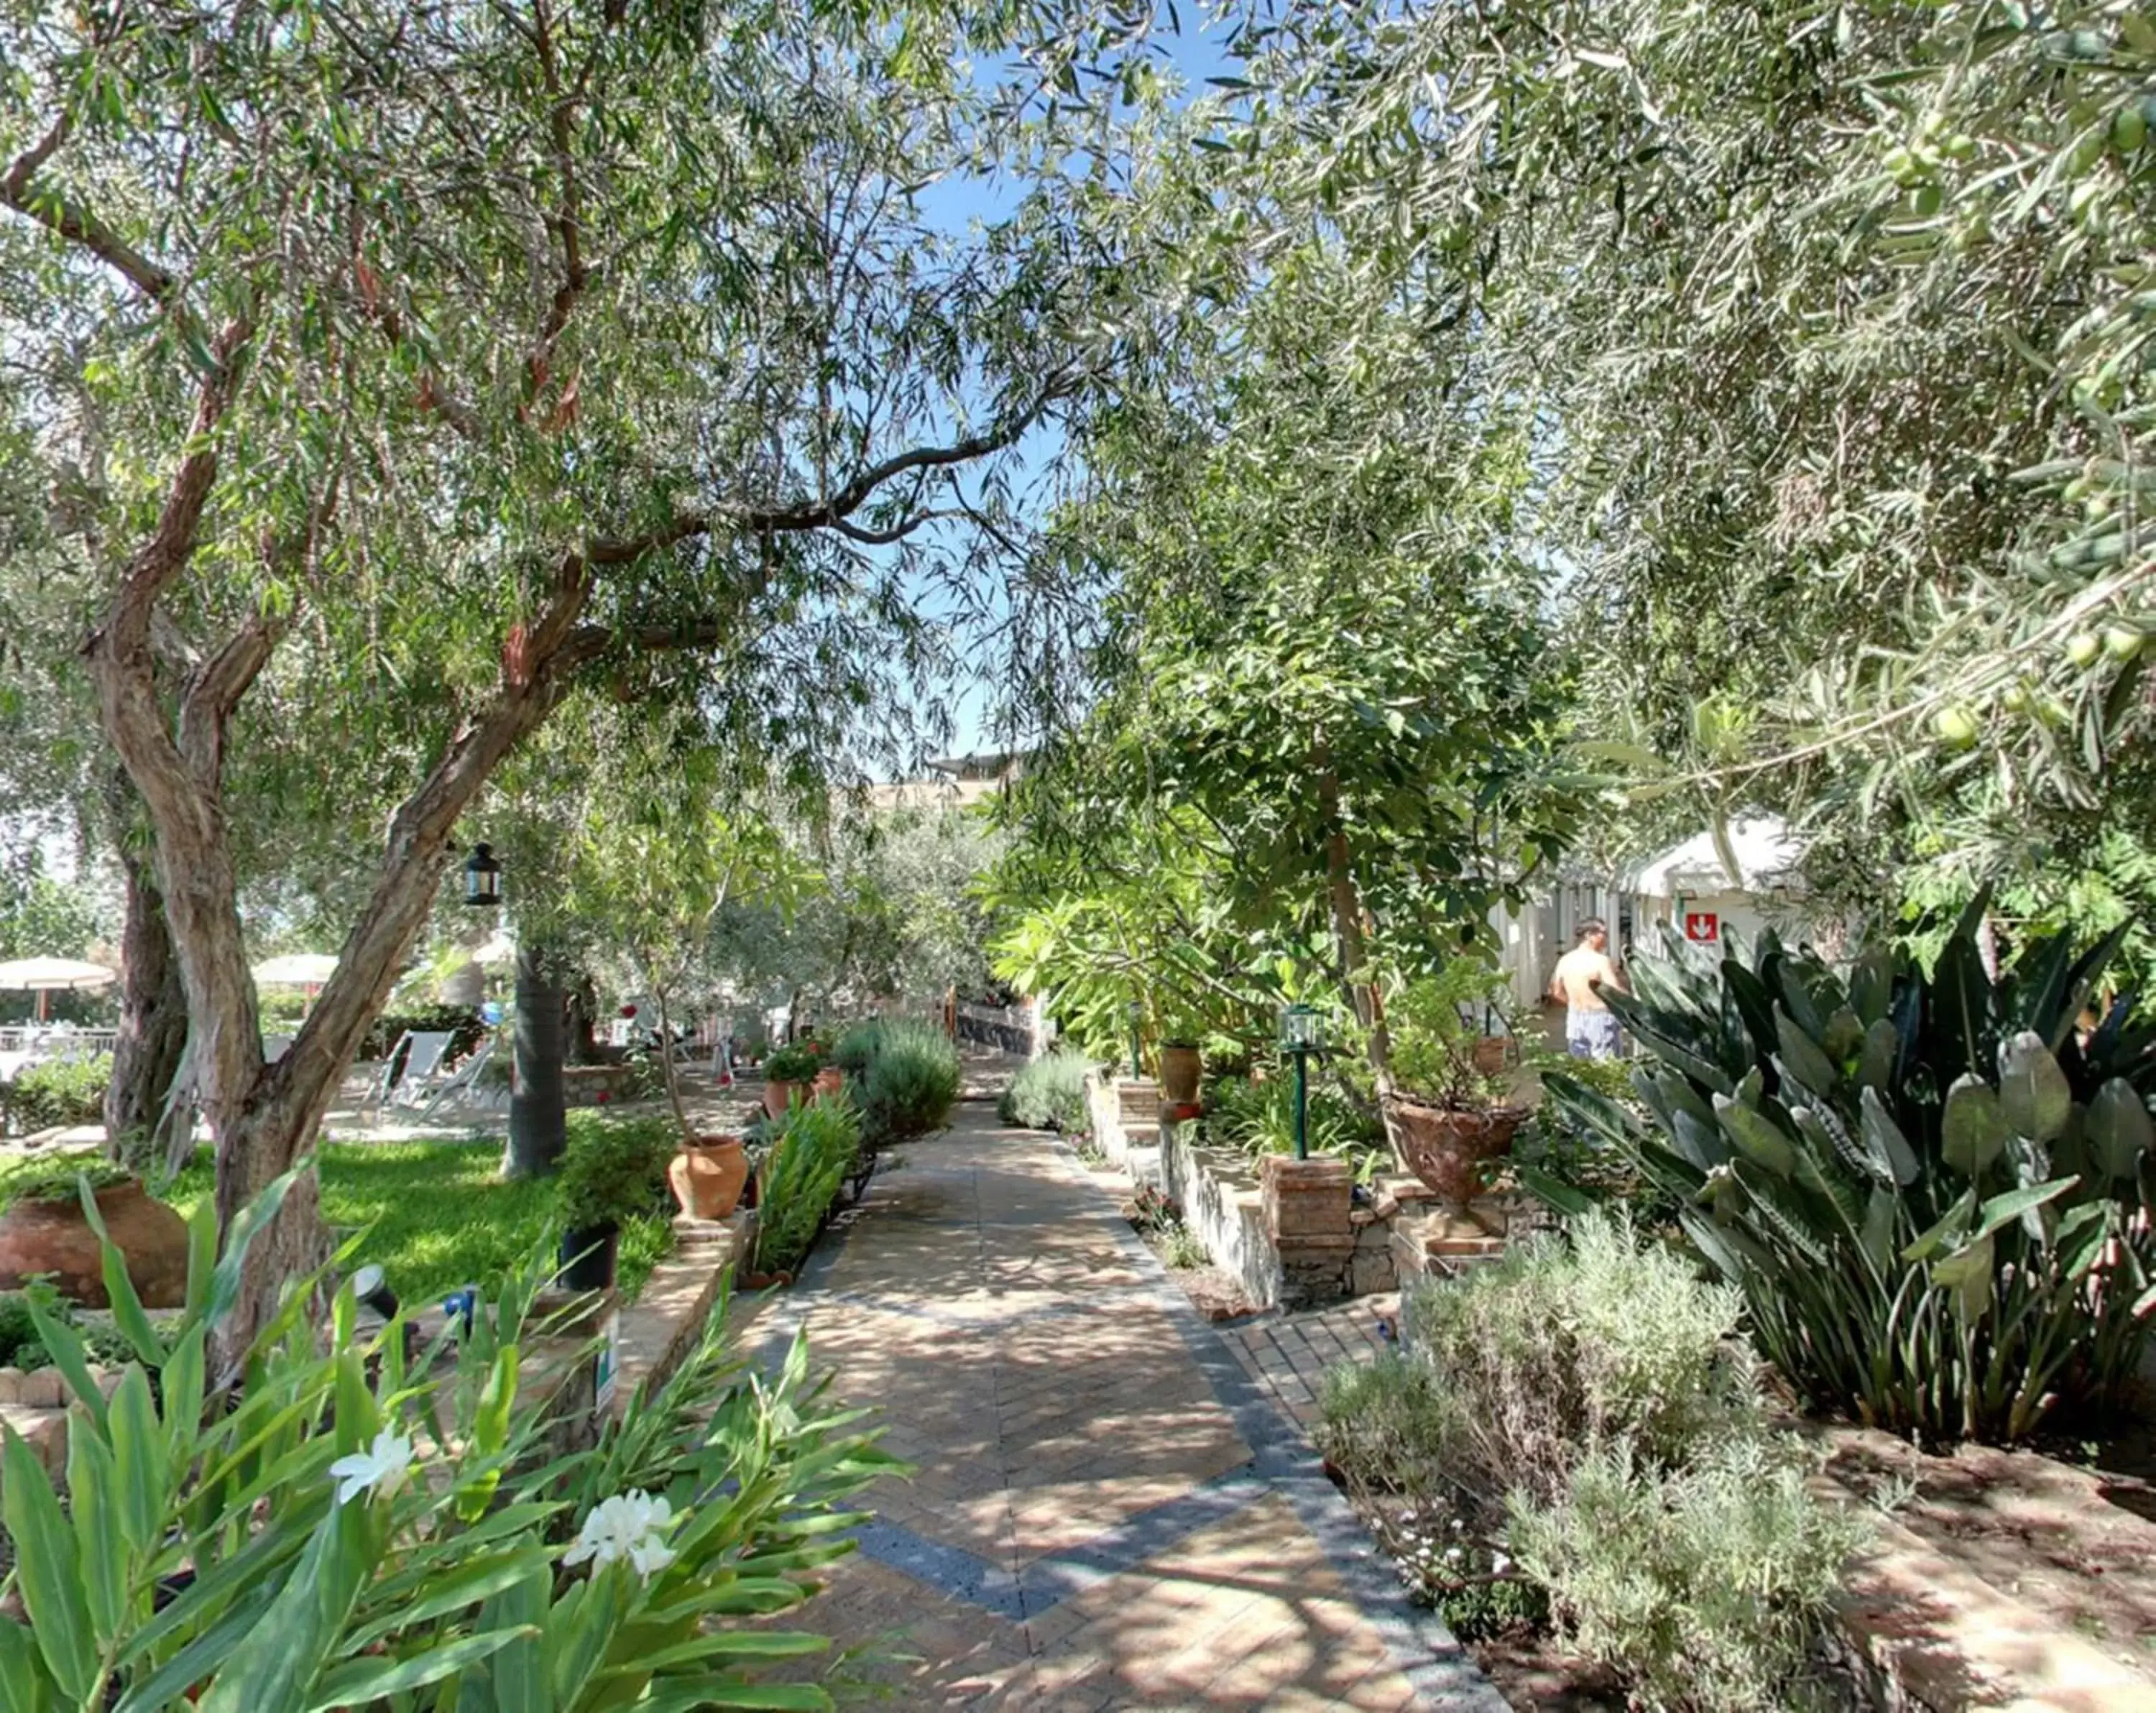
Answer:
[
  {"xmin": 763, "ymin": 1078, "xmax": 801, "ymax": 1121},
  {"xmin": 0, "ymin": 1178, "xmax": 190, "ymax": 1308},
  {"xmin": 1472, "ymin": 1036, "xmax": 1511, "ymax": 1077},
  {"xmin": 1158, "ymin": 1043, "xmax": 1202, "ymax": 1105},
  {"xmin": 812, "ymin": 1066, "xmax": 845, "ymax": 1102},
  {"xmin": 1383, "ymin": 1094, "xmax": 1524, "ymax": 1206},
  {"xmin": 668, "ymin": 1135, "xmax": 748, "ymax": 1220}
]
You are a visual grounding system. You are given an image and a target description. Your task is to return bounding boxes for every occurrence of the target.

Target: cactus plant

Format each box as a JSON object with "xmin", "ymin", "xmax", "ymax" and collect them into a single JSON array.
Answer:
[{"xmin": 1543, "ymin": 896, "xmax": 2156, "ymax": 1442}]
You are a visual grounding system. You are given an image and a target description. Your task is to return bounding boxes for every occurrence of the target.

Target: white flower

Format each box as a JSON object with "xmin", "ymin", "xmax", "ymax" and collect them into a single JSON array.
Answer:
[
  {"xmin": 329, "ymin": 1429, "xmax": 417, "ymax": 1507},
  {"xmin": 565, "ymin": 1490, "xmax": 678, "ymax": 1581},
  {"xmin": 1491, "ymin": 1551, "xmax": 1514, "ymax": 1576}
]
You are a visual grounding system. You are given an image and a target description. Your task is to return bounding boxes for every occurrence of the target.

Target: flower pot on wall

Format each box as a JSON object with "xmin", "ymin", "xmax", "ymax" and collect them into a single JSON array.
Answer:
[
  {"xmin": 556, "ymin": 1222, "xmax": 619, "ymax": 1293},
  {"xmin": 0, "ymin": 1179, "xmax": 189, "ymax": 1308},
  {"xmin": 1158, "ymin": 1043, "xmax": 1202, "ymax": 1105},
  {"xmin": 1381, "ymin": 1094, "xmax": 1524, "ymax": 1208},
  {"xmin": 763, "ymin": 1079, "xmax": 801, "ymax": 1121},
  {"xmin": 668, "ymin": 1135, "xmax": 748, "ymax": 1221}
]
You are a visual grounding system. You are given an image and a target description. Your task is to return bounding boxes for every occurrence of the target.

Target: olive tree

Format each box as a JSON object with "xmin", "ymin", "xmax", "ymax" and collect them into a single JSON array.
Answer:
[{"xmin": 1, "ymin": 0, "xmax": 1158, "ymax": 1365}]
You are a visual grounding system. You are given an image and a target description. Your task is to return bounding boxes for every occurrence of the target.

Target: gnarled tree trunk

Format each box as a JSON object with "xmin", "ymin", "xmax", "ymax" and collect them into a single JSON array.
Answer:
[{"xmin": 103, "ymin": 833, "xmax": 190, "ymax": 1172}]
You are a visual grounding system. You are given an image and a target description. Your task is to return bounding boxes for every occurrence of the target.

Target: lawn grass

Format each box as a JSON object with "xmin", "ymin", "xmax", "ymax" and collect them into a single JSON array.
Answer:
[{"xmin": 74, "ymin": 1135, "xmax": 672, "ymax": 1306}]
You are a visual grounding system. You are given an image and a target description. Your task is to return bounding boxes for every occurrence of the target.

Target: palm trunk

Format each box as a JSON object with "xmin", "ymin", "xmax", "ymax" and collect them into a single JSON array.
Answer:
[{"xmin": 505, "ymin": 943, "xmax": 567, "ymax": 1178}]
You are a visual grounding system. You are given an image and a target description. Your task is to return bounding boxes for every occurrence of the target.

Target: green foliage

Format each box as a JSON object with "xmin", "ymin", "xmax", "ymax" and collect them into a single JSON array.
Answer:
[
  {"xmin": 830, "ymin": 1024, "xmax": 881, "ymax": 1076},
  {"xmin": 756, "ymin": 1098, "xmax": 860, "ymax": 1276},
  {"xmin": 555, "ymin": 1112, "xmax": 676, "ymax": 1234},
  {"xmin": 0, "ymin": 1055, "xmax": 110, "ymax": 1134},
  {"xmin": 1320, "ymin": 1214, "xmax": 1864, "ymax": 1707},
  {"xmin": 1388, "ymin": 1213, "xmax": 1758, "ymax": 1510},
  {"xmin": 1549, "ymin": 910, "xmax": 2156, "ymax": 1441},
  {"xmin": 1202, "ymin": 1073, "xmax": 1386, "ymax": 1171},
  {"xmin": 1378, "ymin": 962, "xmax": 1514, "ymax": 1110},
  {"xmin": 1508, "ymin": 1439, "xmax": 1871, "ymax": 1713},
  {"xmin": 0, "ymin": 1155, "xmax": 132, "ymax": 1209},
  {"xmin": 761, "ymin": 1039, "xmax": 827, "ymax": 1084},
  {"xmin": 856, "ymin": 1019, "xmax": 960, "ymax": 1141},
  {"xmin": 0, "ymin": 1168, "xmax": 894, "ymax": 1709},
  {"xmin": 998, "ymin": 1051, "xmax": 1092, "ymax": 1133}
]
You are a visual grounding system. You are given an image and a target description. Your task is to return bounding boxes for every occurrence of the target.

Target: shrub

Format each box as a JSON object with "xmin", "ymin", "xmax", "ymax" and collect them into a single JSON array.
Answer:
[
  {"xmin": 859, "ymin": 1018, "xmax": 960, "ymax": 1140},
  {"xmin": 1316, "ymin": 1354, "xmax": 1458, "ymax": 1505},
  {"xmin": 0, "ymin": 1155, "xmax": 133, "ymax": 1209},
  {"xmin": 830, "ymin": 1022, "xmax": 881, "ymax": 1075},
  {"xmin": 757, "ymin": 1096, "xmax": 860, "ymax": 1274},
  {"xmin": 1399, "ymin": 1211, "xmax": 1756, "ymax": 1507},
  {"xmin": 0, "ymin": 1176, "xmax": 889, "ymax": 1708},
  {"xmin": 1508, "ymin": 1439, "xmax": 1871, "ymax": 1713},
  {"xmin": 1546, "ymin": 905, "xmax": 2156, "ymax": 1441},
  {"xmin": 1, "ymin": 1053, "xmax": 111, "ymax": 1132},
  {"xmin": 557, "ymin": 1110, "xmax": 675, "ymax": 1229},
  {"xmin": 1204, "ymin": 1073, "xmax": 1386, "ymax": 1169},
  {"xmin": 762, "ymin": 1038, "xmax": 826, "ymax": 1083},
  {"xmin": 999, "ymin": 1051, "xmax": 1091, "ymax": 1132}
]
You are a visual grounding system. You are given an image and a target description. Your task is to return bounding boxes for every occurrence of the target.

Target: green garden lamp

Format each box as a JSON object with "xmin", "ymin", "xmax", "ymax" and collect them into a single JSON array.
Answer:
[
  {"xmin": 1126, "ymin": 998, "xmax": 1144, "ymax": 1081},
  {"xmin": 1279, "ymin": 1003, "xmax": 1322, "ymax": 1160}
]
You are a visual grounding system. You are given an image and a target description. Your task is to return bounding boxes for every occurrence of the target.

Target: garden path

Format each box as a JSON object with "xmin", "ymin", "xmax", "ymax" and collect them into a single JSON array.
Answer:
[{"xmin": 733, "ymin": 1100, "xmax": 1503, "ymax": 1710}]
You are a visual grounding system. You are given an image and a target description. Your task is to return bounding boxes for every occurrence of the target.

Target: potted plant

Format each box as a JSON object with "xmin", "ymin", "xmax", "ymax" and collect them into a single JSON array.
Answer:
[
  {"xmin": 0, "ymin": 1158, "xmax": 190, "ymax": 1308},
  {"xmin": 1153, "ymin": 993, "xmax": 1207, "ymax": 1106},
  {"xmin": 1378, "ymin": 963, "xmax": 1525, "ymax": 1211},
  {"xmin": 555, "ymin": 1117, "xmax": 671, "ymax": 1291},
  {"xmin": 761, "ymin": 1038, "xmax": 824, "ymax": 1120}
]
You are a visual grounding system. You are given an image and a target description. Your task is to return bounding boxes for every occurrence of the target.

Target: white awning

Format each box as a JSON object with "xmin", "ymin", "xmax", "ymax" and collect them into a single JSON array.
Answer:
[{"xmin": 1626, "ymin": 816, "xmax": 1805, "ymax": 897}]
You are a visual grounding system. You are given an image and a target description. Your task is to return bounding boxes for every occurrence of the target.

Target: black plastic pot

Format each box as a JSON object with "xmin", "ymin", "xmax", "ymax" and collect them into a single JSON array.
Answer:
[{"xmin": 556, "ymin": 1222, "xmax": 619, "ymax": 1292}]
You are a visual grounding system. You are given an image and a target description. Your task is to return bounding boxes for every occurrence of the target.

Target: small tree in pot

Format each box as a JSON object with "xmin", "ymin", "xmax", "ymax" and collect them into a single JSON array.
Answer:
[
  {"xmin": 554, "ymin": 1115, "xmax": 673, "ymax": 1291},
  {"xmin": 1379, "ymin": 961, "xmax": 1524, "ymax": 1211}
]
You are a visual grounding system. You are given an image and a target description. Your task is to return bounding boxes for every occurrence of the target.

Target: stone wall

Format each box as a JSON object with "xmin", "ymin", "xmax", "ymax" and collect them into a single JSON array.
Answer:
[{"xmin": 1158, "ymin": 1117, "xmax": 1280, "ymax": 1308}]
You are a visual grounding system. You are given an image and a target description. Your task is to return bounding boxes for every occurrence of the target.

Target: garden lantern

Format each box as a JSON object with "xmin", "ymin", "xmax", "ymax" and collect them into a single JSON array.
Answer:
[
  {"xmin": 1279, "ymin": 1002, "xmax": 1322, "ymax": 1160},
  {"xmin": 1126, "ymin": 997, "xmax": 1143, "ymax": 1081},
  {"xmin": 462, "ymin": 842, "xmax": 502, "ymax": 908}
]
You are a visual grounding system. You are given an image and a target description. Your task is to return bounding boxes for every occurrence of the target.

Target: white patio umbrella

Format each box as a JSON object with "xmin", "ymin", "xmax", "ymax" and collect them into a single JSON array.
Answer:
[
  {"xmin": 0, "ymin": 956, "xmax": 118, "ymax": 1022},
  {"xmin": 252, "ymin": 953, "xmax": 340, "ymax": 987}
]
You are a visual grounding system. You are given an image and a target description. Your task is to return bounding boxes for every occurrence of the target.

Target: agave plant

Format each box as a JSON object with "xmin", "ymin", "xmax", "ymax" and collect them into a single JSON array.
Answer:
[{"xmin": 1543, "ymin": 897, "xmax": 2156, "ymax": 1443}]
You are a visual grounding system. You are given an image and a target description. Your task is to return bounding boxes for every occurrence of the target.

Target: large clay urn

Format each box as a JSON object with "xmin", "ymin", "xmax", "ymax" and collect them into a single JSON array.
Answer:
[
  {"xmin": 1382, "ymin": 1095, "xmax": 1525, "ymax": 1209},
  {"xmin": 0, "ymin": 1178, "xmax": 190, "ymax": 1308},
  {"xmin": 763, "ymin": 1079, "xmax": 801, "ymax": 1121},
  {"xmin": 668, "ymin": 1135, "xmax": 749, "ymax": 1221},
  {"xmin": 1158, "ymin": 1043, "xmax": 1202, "ymax": 1105},
  {"xmin": 812, "ymin": 1066, "xmax": 845, "ymax": 1102}
]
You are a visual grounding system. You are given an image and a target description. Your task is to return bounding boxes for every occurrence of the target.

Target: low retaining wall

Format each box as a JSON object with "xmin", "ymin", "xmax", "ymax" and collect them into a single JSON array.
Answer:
[{"xmin": 1158, "ymin": 1118, "xmax": 1280, "ymax": 1307}]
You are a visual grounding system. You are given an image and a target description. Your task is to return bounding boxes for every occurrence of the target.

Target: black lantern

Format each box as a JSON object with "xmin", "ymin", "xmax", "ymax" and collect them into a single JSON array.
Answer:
[
  {"xmin": 1278, "ymin": 1003, "xmax": 1323, "ymax": 1160},
  {"xmin": 462, "ymin": 842, "xmax": 502, "ymax": 908}
]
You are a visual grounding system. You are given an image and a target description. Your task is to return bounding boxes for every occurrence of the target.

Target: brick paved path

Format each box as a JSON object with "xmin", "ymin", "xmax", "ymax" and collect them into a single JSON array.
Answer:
[{"xmin": 737, "ymin": 1105, "xmax": 1503, "ymax": 1710}]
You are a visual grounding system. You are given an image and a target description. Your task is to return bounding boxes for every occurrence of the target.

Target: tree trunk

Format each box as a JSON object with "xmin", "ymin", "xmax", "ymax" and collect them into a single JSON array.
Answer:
[
  {"xmin": 565, "ymin": 971, "xmax": 601, "ymax": 1064},
  {"xmin": 505, "ymin": 943, "xmax": 567, "ymax": 1178},
  {"xmin": 1316, "ymin": 753, "xmax": 1403, "ymax": 1163},
  {"xmin": 103, "ymin": 836, "xmax": 190, "ymax": 1172}
]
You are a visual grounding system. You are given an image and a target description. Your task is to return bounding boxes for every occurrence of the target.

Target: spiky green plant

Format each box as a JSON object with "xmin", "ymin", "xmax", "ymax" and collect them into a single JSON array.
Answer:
[{"xmin": 1544, "ymin": 898, "xmax": 2156, "ymax": 1442}]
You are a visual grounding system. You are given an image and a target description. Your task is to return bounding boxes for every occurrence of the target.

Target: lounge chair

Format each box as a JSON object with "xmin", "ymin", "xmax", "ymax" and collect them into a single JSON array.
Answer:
[
  {"xmin": 372, "ymin": 1030, "xmax": 456, "ymax": 1114},
  {"xmin": 415, "ymin": 1037, "xmax": 495, "ymax": 1119}
]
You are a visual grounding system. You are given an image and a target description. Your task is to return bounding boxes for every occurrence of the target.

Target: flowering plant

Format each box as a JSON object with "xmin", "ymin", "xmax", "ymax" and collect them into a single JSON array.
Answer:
[{"xmin": 0, "ymin": 1167, "xmax": 899, "ymax": 1709}]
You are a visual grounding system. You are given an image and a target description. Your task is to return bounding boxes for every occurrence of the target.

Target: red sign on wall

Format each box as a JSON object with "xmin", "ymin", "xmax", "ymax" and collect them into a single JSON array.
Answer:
[{"xmin": 1685, "ymin": 912, "xmax": 1720, "ymax": 944}]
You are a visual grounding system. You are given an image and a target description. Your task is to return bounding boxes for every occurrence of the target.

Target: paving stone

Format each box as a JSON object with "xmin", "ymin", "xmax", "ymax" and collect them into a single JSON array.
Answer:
[{"xmin": 737, "ymin": 1107, "xmax": 1492, "ymax": 1710}]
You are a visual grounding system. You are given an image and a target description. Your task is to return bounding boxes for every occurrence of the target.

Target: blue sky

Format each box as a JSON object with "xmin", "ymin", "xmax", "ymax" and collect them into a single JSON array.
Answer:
[{"xmin": 893, "ymin": 11, "xmax": 1241, "ymax": 766}]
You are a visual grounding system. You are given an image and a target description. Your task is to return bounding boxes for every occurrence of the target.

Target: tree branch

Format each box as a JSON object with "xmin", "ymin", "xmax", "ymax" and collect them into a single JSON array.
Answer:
[
  {"xmin": 178, "ymin": 615, "xmax": 286, "ymax": 793},
  {"xmin": 2, "ymin": 111, "xmax": 183, "ymax": 308}
]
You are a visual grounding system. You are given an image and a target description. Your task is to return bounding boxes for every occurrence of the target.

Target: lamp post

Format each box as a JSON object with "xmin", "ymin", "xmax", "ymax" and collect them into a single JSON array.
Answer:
[
  {"xmin": 1126, "ymin": 998, "xmax": 1144, "ymax": 1081},
  {"xmin": 462, "ymin": 843, "xmax": 502, "ymax": 908},
  {"xmin": 1279, "ymin": 1003, "xmax": 1322, "ymax": 1160}
]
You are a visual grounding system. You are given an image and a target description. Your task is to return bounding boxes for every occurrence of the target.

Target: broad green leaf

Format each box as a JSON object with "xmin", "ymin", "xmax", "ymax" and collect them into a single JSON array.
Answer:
[
  {"xmin": 1713, "ymin": 1095, "xmax": 1795, "ymax": 1178},
  {"xmin": 1997, "ymin": 1030, "xmax": 2072, "ymax": 1143},
  {"xmin": 308, "ymin": 1627, "xmax": 535, "ymax": 1710},
  {"xmin": 1858, "ymin": 1088, "xmax": 1920, "ymax": 1186},
  {"xmin": 3, "ymin": 1428, "xmax": 94, "ymax": 1701},
  {"xmin": 2085, "ymin": 1078, "xmax": 2154, "ymax": 1178},
  {"xmin": 1941, "ymin": 1076, "xmax": 2009, "ymax": 1178}
]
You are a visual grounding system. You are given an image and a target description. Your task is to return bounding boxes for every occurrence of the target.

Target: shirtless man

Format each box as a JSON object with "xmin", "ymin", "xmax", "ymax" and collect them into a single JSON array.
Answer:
[{"xmin": 1549, "ymin": 918, "xmax": 1626, "ymax": 1059}]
